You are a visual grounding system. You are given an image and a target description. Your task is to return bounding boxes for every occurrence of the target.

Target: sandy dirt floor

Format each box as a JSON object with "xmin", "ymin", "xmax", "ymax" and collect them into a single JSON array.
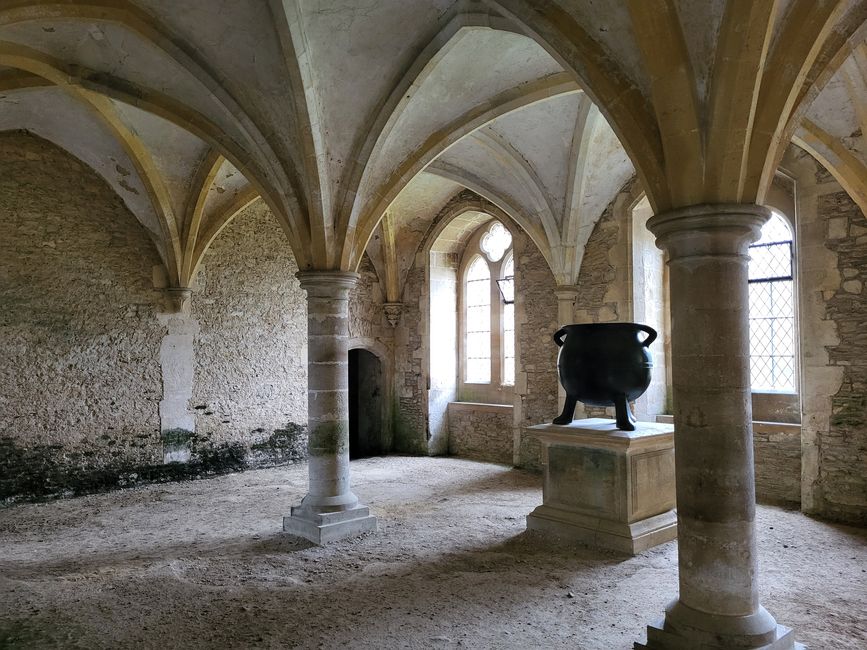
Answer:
[{"xmin": 0, "ymin": 456, "xmax": 865, "ymax": 649}]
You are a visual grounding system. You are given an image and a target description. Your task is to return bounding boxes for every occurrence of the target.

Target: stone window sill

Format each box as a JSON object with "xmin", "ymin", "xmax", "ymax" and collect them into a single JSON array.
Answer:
[{"xmin": 448, "ymin": 401, "xmax": 513, "ymax": 415}]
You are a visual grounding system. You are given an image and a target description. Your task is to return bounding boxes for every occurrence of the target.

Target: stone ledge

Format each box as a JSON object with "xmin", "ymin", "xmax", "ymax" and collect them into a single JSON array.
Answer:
[
  {"xmin": 655, "ymin": 414, "xmax": 801, "ymax": 436},
  {"xmin": 528, "ymin": 418, "xmax": 674, "ymax": 452},
  {"xmin": 447, "ymin": 401, "xmax": 514, "ymax": 415}
]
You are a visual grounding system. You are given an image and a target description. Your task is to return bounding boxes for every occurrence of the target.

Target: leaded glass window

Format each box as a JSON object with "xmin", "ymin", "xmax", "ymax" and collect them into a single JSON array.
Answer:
[
  {"xmin": 502, "ymin": 254, "xmax": 515, "ymax": 385},
  {"xmin": 749, "ymin": 212, "xmax": 795, "ymax": 391},
  {"xmin": 461, "ymin": 220, "xmax": 516, "ymax": 390},
  {"xmin": 465, "ymin": 256, "xmax": 491, "ymax": 383}
]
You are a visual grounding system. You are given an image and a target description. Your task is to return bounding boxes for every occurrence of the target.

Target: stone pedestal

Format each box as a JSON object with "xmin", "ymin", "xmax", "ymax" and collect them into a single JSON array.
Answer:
[
  {"xmin": 526, "ymin": 418, "xmax": 676, "ymax": 554},
  {"xmin": 283, "ymin": 271, "xmax": 376, "ymax": 544}
]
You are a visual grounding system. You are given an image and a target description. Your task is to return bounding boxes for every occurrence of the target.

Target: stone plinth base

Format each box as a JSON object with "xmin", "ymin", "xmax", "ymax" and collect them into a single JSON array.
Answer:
[
  {"xmin": 636, "ymin": 621, "xmax": 803, "ymax": 649},
  {"xmin": 283, "ymin": 505, "xmax": 377, "ymax": 544},
  {"xmin": 528, "ymin": 505, "xmax": 677, "ymax": 555},
  {"xmin": 635, "ymin": 602, "xmax": 804, "ymax": 649},
  {"xmin": 526, "ymin": 418, "xmax": 676, "ymax": 555}
]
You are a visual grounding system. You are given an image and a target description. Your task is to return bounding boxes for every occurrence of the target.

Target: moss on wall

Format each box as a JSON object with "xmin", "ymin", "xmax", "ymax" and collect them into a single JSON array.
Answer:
[{"xmin": 0, "ymin": 425, "xmax": 306, "ymax": 502}]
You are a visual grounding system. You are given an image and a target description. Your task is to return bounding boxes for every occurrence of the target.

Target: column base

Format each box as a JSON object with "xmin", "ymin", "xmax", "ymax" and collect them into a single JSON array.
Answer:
[
  {"xmin": 635, "ymin": 601, "xmax": 803, "ymax": 649},
  {"xmin": 283, "ymin": 504, "xmax": 377, "ymax": 544},
  {"xmin": 527, "ymin": 505, "xmax": 677, "ymax": 555}
]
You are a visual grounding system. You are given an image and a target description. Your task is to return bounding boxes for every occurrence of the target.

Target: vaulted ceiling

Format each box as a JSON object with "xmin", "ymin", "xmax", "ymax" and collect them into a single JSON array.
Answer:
[{"xmin": 1, "ymin": 0, "xmax": 865, "ymax": 298}]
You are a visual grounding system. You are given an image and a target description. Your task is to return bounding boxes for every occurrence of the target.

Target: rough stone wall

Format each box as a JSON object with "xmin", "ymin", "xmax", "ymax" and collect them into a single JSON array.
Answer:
[
  {"xmin": 349, "ymin": 254, "xmax": 390, "ymax": 342},
  {"xmin": 571, "ymin": 182, "xmax": 634, "ymax": 421},
  {"xmin": 574, "ymin": 185, "xmax": 633, "ymax": 326},
  {"xmin": 753, "ymin": 423, "xmax": 802, "ymax": 506},
  {"xmin": 0, "ymin": 132, "xmax": 165, "ymax": 499},
  {"xmin": 447, "ymin": 403, "xmax": 513, "ymax": 464},
  {"xmin": 393, "ymin": 265, "xmax": 428, "ymax": 454},
  {"xmin": 514, "ymin": 231, "xmax": 558, "ymax": 470},
  {"xmin": 192, "ymin": 200, "xmax": 307, "ymax": 463},
  {"xmin": 348, "ymin": 252, "xmax": 395, "ymax": 452},
  {"xmin": 816, "ymin": 190, "xmax": 867, "ymax": 523}
]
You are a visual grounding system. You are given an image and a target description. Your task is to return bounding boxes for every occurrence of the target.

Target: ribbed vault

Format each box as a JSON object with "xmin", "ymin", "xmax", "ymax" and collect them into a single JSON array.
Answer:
[{"xmin": 0, "ymin": 0, "xmax": 864, "ymax": 288}]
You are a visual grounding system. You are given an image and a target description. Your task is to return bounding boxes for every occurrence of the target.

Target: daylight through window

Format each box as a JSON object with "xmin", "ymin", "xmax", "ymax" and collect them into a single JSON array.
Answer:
[
  {"xmin": 748, "ymin": 212, "xmax": 795, "ymax": 391},
  {"xmin": 465, "ymin": 256, "xmax": 491, "ymax": 383}
]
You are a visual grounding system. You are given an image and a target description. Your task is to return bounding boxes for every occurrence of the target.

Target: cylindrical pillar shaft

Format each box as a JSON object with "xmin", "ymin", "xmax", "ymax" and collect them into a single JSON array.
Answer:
[
  {"xmin": 642, "ymin": 204, "xmax": 791, "ymax": 648},
  {"xmin": 298, "ymin": 271, "xmax": 358, "ymax": 511}
]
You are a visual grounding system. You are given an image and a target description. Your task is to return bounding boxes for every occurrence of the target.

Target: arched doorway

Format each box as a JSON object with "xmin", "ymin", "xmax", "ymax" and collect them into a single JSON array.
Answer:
[{"xmin": 348, "ymin": 348, "xmax": 385, "ymax": 459}]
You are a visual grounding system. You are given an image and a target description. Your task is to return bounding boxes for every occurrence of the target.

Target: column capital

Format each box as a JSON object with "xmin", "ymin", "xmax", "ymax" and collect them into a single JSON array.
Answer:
[
  {"xmin": 165, "ymin": 287, "xmax": 193, "ymax": 314},
  {"xmin": 383, "ymin": 302, "xmax": 403, "ymax": 327},
  {"xmin": 295, "ymin": 270, "xmax": 360, "ymax": 298},
  {"xmin": 647, "ymin": 203, "xmax": 769, "ymax": 258},
  {"xmin": 554, "ymin": 284, "xmax": 580, "ymax": 301}
]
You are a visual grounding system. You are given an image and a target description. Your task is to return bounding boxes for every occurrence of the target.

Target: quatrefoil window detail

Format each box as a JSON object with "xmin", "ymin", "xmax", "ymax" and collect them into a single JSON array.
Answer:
[{"xmin": 480, "ymin": 221, "xmax": 511, "ymax": 262}]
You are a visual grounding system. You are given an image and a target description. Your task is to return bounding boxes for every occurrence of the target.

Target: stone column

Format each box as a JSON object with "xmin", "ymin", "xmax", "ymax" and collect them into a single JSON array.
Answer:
[
  {"xmin": 637, "ymin": 205, "xmax": 797, "ymax": 649},
  {"xmin": 283, "ymin": 271, "xmax": 377, "ymax": 544}
]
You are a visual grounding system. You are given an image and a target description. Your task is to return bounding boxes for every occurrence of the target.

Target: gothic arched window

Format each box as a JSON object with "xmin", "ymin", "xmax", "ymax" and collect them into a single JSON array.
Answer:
[
  {"xmin": 748, "ymin": 212, "xmax": 796, "ymax": 391},
  {"xmin": 461, "ymin": 220, "xmax": 514, "ymax": 390}
]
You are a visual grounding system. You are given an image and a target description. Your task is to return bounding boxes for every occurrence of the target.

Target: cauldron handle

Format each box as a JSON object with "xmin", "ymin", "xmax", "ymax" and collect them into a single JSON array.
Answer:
[
  {"xmin": 553, "ymin": 327, "xmax": 568, "ymax": 347},
  {"xmin": 637, "ymin": 324, "xmax": 658, "ymax": 347}
]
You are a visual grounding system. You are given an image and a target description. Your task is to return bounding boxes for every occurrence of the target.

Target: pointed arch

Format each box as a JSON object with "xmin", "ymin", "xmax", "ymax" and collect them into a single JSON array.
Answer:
[
  {"xmin": 345, "ymin": 74, "xmax": 578, "ymax": 270},
  {"xmin": 794, "ymin": 120, "xmax": 867, "ymax": 216},
  {"xmin": 744, "ymin": 0, "xmax": 846, "ymax": 202},
  {"xmin": 188, "ymin": 188, "xmax": 262, "ymax": 283},
  {"xmin": 424, "ymin": 161, "xmax": 565, "ymax": 283},
  {"xmin": 333, "ymin": 11, "xmax": 533, "ymax": 265},
  {"xmin": 0, "ymin": 40, "xmax": 311, "ymax": 271},
  {"xmin": 0, "ymin": 0, "xmax": 305, "ymax": 222},
  {"xmin": 627, "ymin": 0, "xmax": 703, "ymax": 207},
  {"xmin": 485, "ymin": 0, "xmax": 668, "ymax": 211}
]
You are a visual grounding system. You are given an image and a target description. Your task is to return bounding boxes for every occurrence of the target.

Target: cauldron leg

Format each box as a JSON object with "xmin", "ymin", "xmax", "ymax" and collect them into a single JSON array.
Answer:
[
  {"xmin": 552, "ymin": 394, "xmax": 578, "ymax": 425},
  {"xmin": 613, "ymin": 393, "xmax": 636, "ymax": 431}
]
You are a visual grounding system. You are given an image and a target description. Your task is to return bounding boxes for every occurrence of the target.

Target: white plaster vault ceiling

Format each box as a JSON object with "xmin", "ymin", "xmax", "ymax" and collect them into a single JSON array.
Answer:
[{"xmin": 0, "ymin": 0, "xmax": 865, "ymax": 297}]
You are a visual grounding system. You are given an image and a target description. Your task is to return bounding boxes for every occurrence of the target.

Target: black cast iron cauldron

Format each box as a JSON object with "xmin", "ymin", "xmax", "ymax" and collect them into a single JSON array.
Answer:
[{"xmin": 552, "ymin": 322, "xmax": 656, "ymax": 431}]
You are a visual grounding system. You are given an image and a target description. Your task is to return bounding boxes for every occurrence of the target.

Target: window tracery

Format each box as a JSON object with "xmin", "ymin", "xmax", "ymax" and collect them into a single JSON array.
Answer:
[{"xmin": 461, "ymin": 220, "xmax": 514, "ymax": 389}]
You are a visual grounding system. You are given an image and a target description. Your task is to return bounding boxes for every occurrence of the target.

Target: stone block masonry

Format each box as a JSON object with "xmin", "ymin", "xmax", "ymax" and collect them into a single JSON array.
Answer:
[
  {"xmin": 392, "ymin": 266, "xmax": 429, "ymax": 454},
  {"xmin": 447, "ymin": 402, "xmax": 513, "ymax": 464},
  {"xmin": 753, "ymin": 422, "xmax": 802, "ymax": 506},
  {"xmin": 513, "ymin": 230, "xmax": 558, "ymax": 471},
  {"xmin": 818, "ymin": 190, "xmax": 867, "ymax": 524}
]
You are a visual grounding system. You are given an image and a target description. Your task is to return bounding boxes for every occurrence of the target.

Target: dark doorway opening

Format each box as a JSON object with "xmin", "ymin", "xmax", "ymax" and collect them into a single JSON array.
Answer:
[{"xmin": 349, "ymin": 348, "xmax": 385, "ymax": 459}]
